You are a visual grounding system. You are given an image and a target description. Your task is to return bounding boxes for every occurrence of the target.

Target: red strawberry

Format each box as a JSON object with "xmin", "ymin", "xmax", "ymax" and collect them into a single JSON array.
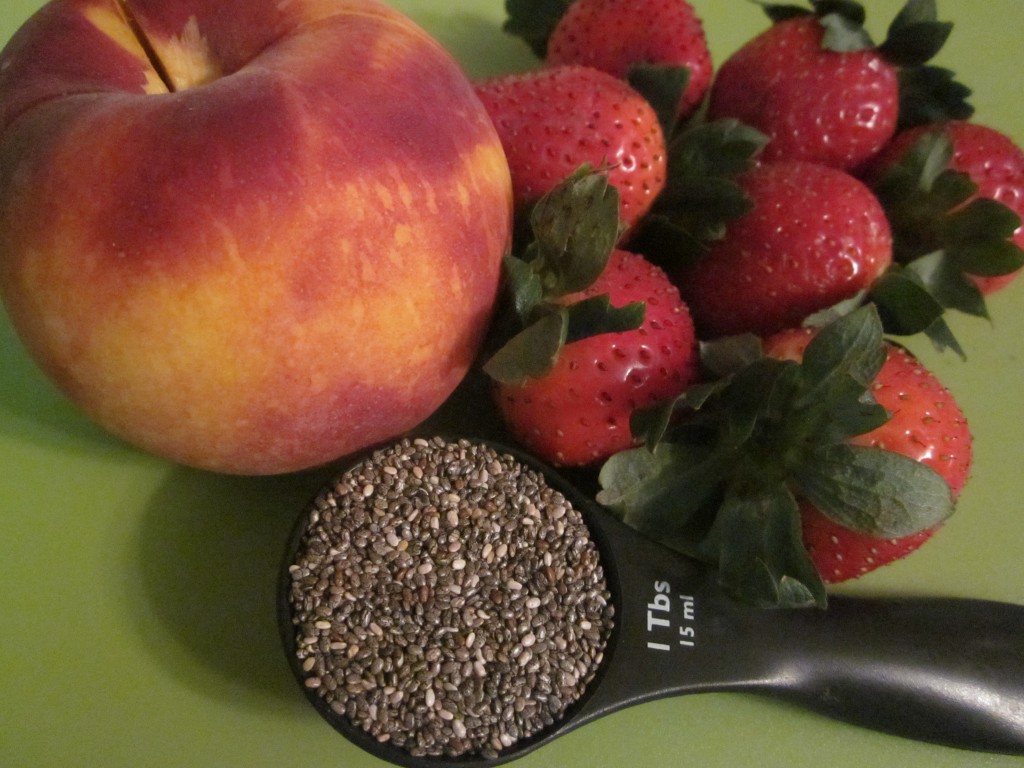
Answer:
[
  {"xmin": 706, "ymin": 0, "xmax": 965, "ymax": 172},
  {"xmin": 799, "ymin": 504, "xmax": 939, "ymax": 584},
  {"xmin": 597, "ymin": 306, "xmax": 961, "ymax": 606},
  {"xmin": 545, "ymin": 0, "xmax": 713, "ymax": 121},
  {"xmin": 765, "ymin": 326, "xmax": 972, "ymax": 582},
  {"xmin": 708, "ymin": 13, "xmax": 899, "ymax": 170},
  {"xmin": 867, "ymin": 120, "xmax": 1024, "ymax": 294},
  {"xmin": 474, "ymin": 65, "xmax": 667, "ymax": 229},
  {"xmin": 674, "ymin": 160, "xmax": 892, "ymax": 338},
  {"xmin": 495, "ymin": 248, "xmax": 699, "ymax": 467}
]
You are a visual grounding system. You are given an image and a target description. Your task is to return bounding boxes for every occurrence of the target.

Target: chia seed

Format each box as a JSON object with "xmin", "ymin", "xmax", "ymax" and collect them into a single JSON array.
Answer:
[{"xmin": 286, "ymin": 436, "xmax": 614, "ymax": 759}]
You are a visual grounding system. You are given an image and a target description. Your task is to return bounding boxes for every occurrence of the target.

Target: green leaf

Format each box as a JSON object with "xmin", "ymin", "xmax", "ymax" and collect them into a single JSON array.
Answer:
[
  {"xmin": 953, "ymin": 239, "xmax": 1024, "ymax": 278},
  {"xmin": 929, "ymin": 170, "xmax": 979, "ymax": 216},
  {"xmin": 879, "ymin": 20, "xmax": 951, "ymax": 66},
  {"xmin": 597, "ymin": 442, "xmax": 729, "ymax": 549},
  {"xmin": 701, "ymin": 481, "xmax": 826, "ymax": 608},
  {"xmin": 897, "ymin": 65, "xmax": 974, "ymax": 129},
  {"xmin": 791, "ymin": 309, "xmax": 892, "ymax": 444},
  {"xmin": 914, "ymin": 130, "xmax": 954, "ymax": 188},
  {"xmin": 756, "ymin": 2, "xmax": 814, "ymax": 24},
  {"xmin": 530, "ymin": 169, "xmax": 622, "ymax": 297},
  {"xmin": 503, "ymin": 254, "xmax": 544, "ymax": 324},
  {"xmin": 922, "ymin": 316, "xmax": 965, "ymax": 358},
  {"xmin": 675, "ymin": 380, "xmax": 726, "ymax": 414},
  {"xmin": 819, "ymin": 12, "xmax": 874, "ymax": 52},
  {"xmin": 799, "ymin": 305, "xmax": 886, "ymax": 394},
  {"xmin": 648, "ymin": 178, "xmax": 752, "ymax": 243},
  {"xmin": 628, "ymin": 64, "xmax": 691, "ymax": 140},
  {"xmin": 812, "ymin": 0, "xmax": 866, "ymax": 26},
  {"xmin": 813, "ymin": 387, "xmax": 891, "ymax": 445},
  {"xmin": 869, "ymin": 265, "xmax": 946, "ymax": 336},
  {"xmin": 671, "ymin": 119, "xmax": 770, "ymax": 179},
  {"xmin": 944, "ymin": 197, "xmax": 1023, "ymax": 247},
  {"xmin": 801, "ymin": 291, "xmax": 869, "ymax": 329},
  {"xmin": 595, "ymin": 306, "xmax": 962, "ymax": 608},
  {"xmin": 483, "ymin": 169, "xmax": 638, "ymax": 387},
  {"xmin": 890, "ymin": 0, "xmax": 938, "ymax": 26},
  {"xmin": 792, "ymin": 443, "xmax": 954, "ymax": 537},
  {"xmin": 879, "ymin": 0, "xmax": 951, "ymax": 66},
  {"xmin": 869, "ymin": 130, "xmax": 943, "ymax": 214},
  {"xmin": 482, "ymin": 310, "xmax": 567, "ymax": 385},
  {"xmin": 717, "ymin": 358, "xmax": 804, "ymax": 456},
  {"xmin": 865, "ymin": 126, "xmax": 1019, "ymax": 348},
  {"xmin": 629, "ymin": 399, "xmax": 678, "ymax": 450},
  {"xmin": 597, "ymin": 445, "xmax": 666, "ymax": 513},
  {"xmin": 917, "ymin": 137, "xmax": 962, "ymax": 195},
  {"xmin": 625, "ymin": 215, "xmax": 707, "ymax": 272},
  {"xmin": 628, "ymin": 375, "xmax": 729, "ymax": 449},
  {"xmin": 905, "ymin": 251, "xmax": 988, "ymax": 319},
  {"xmin": 776, "ymin": 577, "xmax": 824, "ymax": 609},
  {"xmin": 564, "ymin": 294, "xmax": 645, "ymax": 344},
  {"xmin": 876, "ymin": 130, "xmax": 971, "ymax": 211},
  {"xmin": 502, "ymin": 0, "xmax": 573, "ymax": 59},
  {"xmin": 633, "ymin": 119, "xmax": 765, "ymax": 268},
  {"xmin": 700, "ymin": 334, "xmax": 765, "ymax": 379}
]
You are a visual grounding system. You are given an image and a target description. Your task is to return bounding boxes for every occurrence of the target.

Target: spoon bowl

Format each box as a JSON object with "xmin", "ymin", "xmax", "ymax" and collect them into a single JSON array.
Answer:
[{"xmin": 278, "ymin": 436, "xmax": 1024, "ymax": 766}]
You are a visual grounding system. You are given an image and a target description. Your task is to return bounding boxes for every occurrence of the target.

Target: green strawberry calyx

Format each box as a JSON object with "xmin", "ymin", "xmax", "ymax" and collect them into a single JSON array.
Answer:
[
  {"xmin": 868, "ymin": 130, "xmax": 1024, "ymax": 357},
  {"xmin": 502, "ymin": 0, "xmax": 575, "ymax": 59},
  {"xmin": 883, "ymin": 1, "xmax": 974, "ymax": 128},
  {"xmin": 757, "ymin": 0, "xmax": 948, "ymax": 58},
  {"xmin": 483, "ymin": 167, "xmax": 646, "ymax": 387},
  {"xmin": 629, "ymin": 117, "xmax": 768, "ymax": 269},
  {"xmin": 757, "ymin": 0, "xmax": 873, "ymax": 51},
  {"xmin": 596, "ymin": 305, "xmax": 955, "ymax": 609},
  {"xmin": 626, "ymin": 63, "xmax": 692, "ymax": 139}
]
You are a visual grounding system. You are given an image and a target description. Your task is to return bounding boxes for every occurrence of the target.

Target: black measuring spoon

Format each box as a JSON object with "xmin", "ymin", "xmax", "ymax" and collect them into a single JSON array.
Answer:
[{"xmin": 278, "ymin": 437, "xmax": 1024, "ymax": 767}]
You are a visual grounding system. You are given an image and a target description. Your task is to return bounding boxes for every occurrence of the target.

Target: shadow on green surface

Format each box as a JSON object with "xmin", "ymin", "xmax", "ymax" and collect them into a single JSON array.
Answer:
[
  {"xmin": 119, "ymin": 345, "xmax": 512, "ymax": 721},
  {"xmin": 131, "ymin": 464, "xmax": 334, "ymax": 714},
  {"xmin": 124, "ymin": 368, "xmax": 506, "ymax": 717},
  {"xmin": 0, "ymin": 314, "xmax": 122, "ymax": 450}
]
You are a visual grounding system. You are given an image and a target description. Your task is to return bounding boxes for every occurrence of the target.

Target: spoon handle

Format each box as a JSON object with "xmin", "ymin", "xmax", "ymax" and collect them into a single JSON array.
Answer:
[
  {"xmin": 754, "ymin": 594, "xmax": 1024, "ymax": 754},
  {"xmin": 577, "ymin": 505, "xmax": 1024, "ymax": 755}
]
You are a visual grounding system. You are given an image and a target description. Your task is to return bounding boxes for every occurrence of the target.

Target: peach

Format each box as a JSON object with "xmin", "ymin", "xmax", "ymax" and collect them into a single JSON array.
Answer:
[{"xmin": 0, "ymin": 0, "xmax": 512, "ymax": 474}]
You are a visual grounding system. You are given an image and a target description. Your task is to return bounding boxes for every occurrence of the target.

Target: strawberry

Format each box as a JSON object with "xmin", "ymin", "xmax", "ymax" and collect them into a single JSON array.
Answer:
[
  {"xmin": 707, "ymin": 0, "xmax": 966, "ymax": 171},
  {"xmin": 474, "ymin": 65, "xmax": 667, "ymax": 229},
  {"xmin": 868, "ymin": 120, "xmax": 1024, "ymax": 294},
  {"xmin": 799, "ymin": 504, "xmax": 938, "ymax": 584},
  {"xmin": 597, "ymin": 306, "xmax": 960, "ymax": 607},
  {"xmin": 544, "ymin": 0, "xmax": 713, "ymax": 122},
  {"xmin": 764, "ymin": 325, "xmax": 972, "ymax": 583},
  {"xmin": 483, "ymin": 169, "xmax": 699, "ymax": 467},
  {"xmin": 862, "ymin": 121, "xmax": 1024, "ymax": 357},
  {"xmin": 673, "ymin": 160, "xmax": 892, "ymax": 339},
  {"xmin": 494, "ymin": 247, "xmax": 698, "ymax": 466}
]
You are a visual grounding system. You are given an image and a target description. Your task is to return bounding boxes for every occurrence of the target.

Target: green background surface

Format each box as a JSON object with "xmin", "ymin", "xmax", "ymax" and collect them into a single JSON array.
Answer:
[{"xmin": 1, "ymin": 1, "xmax": 1022, "ymax": 767}]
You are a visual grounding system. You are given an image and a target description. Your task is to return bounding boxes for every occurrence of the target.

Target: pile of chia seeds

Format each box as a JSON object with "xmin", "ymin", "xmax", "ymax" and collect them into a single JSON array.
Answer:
[{"xmin": 286, "ymin": 436, "xmax": 614, "ymax": 759}]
